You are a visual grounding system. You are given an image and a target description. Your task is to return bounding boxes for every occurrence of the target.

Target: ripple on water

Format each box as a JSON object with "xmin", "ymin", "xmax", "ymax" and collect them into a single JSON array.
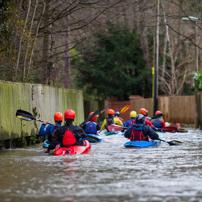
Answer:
[{"xmin": 0, "ymin": 129, "xmax": 202, "ymax": 202}]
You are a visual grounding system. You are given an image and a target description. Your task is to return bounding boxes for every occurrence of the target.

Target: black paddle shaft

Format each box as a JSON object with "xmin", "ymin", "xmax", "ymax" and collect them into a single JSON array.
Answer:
[
  {"xmin": 97, "ymin": 103, "xmax": 110, "ymax": 117},
  {"xmin": 79, "ymin": 110, "xmax": 99, "ymax": 127},
  {"xmin": 160, "ymin": 139, "xmax": 184, "ymax": 146}
]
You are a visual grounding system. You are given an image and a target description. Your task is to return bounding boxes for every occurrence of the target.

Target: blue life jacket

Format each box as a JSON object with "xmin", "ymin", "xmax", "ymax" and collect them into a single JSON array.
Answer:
[
  {"xmin": 39, "ymin": 123, "xmax": 61, "ymax": 142},
  {"xmin": 152, "ymin": 119, "xmax": 162, "ymax": 128},
  {"xmin": 84, "ymin": 121, "xmax": 97, "ymax": 134},
  {"xmin": 124, "ymin": 118, "xmax": 135, "ymax": 127}
]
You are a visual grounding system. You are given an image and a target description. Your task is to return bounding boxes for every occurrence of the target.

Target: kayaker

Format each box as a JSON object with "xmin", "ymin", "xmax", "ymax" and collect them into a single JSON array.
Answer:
[
  {"xmin": 101, "ymin": 109, "xmax": 123, "ymax": 132},
  {"xmin": 114, "ymin": 111, "xmax": 125, "ymax": 124},
  {"xmin": 45, "ymin": 109, "xmax": 86, "ymax": 153},
  {"xmin": 132, "ymin": 108, "xmax": 156, "ymax": 129},
  {"xmin": 124, "ymin": 111, "xmax": 137, "ymax": 127},
  {"xmin": 39, "ymin": 112, "xmax": 63, "ymax": 144},
  {"xmin": 124, "ymin": 114, "xmax": 159, "ymax": 141},
  {"xmin": 151, "ymin": 110, "xmax": 165, "ymax": 129},
  {"xmin": 82, "ymin": 112, "xmax": 101, "ymax": 134}
]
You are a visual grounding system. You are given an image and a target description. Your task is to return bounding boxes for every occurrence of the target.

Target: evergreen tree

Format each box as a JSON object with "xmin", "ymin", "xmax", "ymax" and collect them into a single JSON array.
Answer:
[{"xmin": 72, "ymin": 25, "xmax": 152, "ymax": 100}]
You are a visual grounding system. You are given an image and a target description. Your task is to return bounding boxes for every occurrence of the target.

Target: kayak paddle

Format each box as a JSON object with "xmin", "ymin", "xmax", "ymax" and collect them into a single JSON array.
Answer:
[
  {"xmin": 108, "ymin": 124, "xmax": 127, "ymax": 132},
  {"xmin": 177, "ymin": 128, "xmax": 188, "ymax": 133},
  {"xmin": 120, "ymin": 105, "xmax": 130, "ymax": 114},
  {"xmin": 149, "ymin": 113, "xmax": 163, "ymax": 120},
  {"xmin": 159, "ymin": 139, "xmax": 184, "ymax": 146},
  {"xmin": 97, "ymin": 103, "xmax": 111, "ymax": 118},
  {"xmin": 16, "ymin": 109, "xmax": 52, "ymax": 124},
  {"xmin": 16, "ymin": 109, "xmax": 99, "ymax": 128},
  {"xmin": 79, "ymin": 110, "xmax": 99, "ymax": 127}
]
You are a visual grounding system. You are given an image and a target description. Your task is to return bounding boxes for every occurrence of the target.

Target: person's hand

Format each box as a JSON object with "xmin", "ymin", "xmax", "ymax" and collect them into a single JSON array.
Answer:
[
  {"xmin": 152, "ymin": 127, "xmax": 158, "ymax": 131},
  {"xmin": 44, "ymin": 149, "xmax": 50, "ymax": 153},
  {"xmin": 43, "ymin": 120, "xmax": 48, "ymax": 125}
]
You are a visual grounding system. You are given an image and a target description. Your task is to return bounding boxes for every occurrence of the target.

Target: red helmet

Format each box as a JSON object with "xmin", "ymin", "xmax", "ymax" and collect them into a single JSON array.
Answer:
[
  {"xmin": 89, "ymin": 112, "xmax": 97, "ymax": 122},
  {"xmin": 139, "ymin": 108, "xmax": 147, "ymax": 116},
  {"xmin": 64, "ymin": 109, "xmax": 75, "ymax": 120},
  {"xmin": 54, "ymin": 112, "xmax": 63, "ymax": 121},
  {"xmin": 107, "ymin": 109, "xmax": 115, "ymax": 115},
  {"xmin": 155, "ymin": 110, "xmax": 162, "ymax": 115}
]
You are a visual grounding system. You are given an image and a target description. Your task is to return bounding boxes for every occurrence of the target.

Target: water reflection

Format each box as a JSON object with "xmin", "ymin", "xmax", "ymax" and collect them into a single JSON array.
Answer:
[{"xmin": 0, "ymin": 129, "xmax": 202, "ymax": 202}]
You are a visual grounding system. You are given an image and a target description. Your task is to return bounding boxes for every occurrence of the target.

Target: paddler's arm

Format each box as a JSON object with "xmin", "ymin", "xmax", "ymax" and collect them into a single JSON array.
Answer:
[
  {"xmin": 96, "ymin": 123, "xmax": 101, "ymax": 131},
  {"xmin": 124, "ymin": 126, "xmax": 132, "ymax": 138},
  {"xmin": 39, "ymin": 124, "xmax": 46, "ymax": 136},
  {"xmin": 39, "ymin": 120, "xmax": 50, "ymax": 136},
  {"xmin": 74, "ymin": 126, "xmax": 86, "ymax": 139},
  {"xmin": 101, "ymin": 119, "xmax": 107, "ymax": 130},
  {"xmin": 142, "ymin": 125, "xmax": 159, "ymax": 140}
]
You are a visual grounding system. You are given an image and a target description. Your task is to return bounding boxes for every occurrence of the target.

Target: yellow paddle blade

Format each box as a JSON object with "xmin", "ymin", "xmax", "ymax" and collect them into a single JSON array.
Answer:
[
  {"xmin": 16, "ymin": 115, "xmax": 32, "ymax": 121},
  {"xmin": 120, "ymin": 105, "xmax": 130, "ymax": 114},
  {"xmin": 169, "ymin": 140, "xmax": 184, "ymax": 145}
]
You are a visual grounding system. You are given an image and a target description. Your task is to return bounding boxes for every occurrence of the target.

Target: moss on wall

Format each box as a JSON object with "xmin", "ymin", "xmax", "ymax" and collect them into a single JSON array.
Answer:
[{"xmin": 0, "ymin": 80, "xmax": 84, "ymax": 141}]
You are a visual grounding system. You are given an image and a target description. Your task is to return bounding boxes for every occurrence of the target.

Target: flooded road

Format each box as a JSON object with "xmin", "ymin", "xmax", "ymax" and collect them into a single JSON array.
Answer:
[{"xmin": 1, "ymin": 129, "xmax": 202, "ymax": 202}]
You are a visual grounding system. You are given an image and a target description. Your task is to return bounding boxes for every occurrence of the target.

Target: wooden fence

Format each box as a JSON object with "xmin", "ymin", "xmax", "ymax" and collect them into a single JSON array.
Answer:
[
  {"xmin": 85, "ymin": 95, "xmax": 198, "ymax": 127},
  {"xmin": 130, "ymin": 96, "xmax": 195, "ymax": 125}
]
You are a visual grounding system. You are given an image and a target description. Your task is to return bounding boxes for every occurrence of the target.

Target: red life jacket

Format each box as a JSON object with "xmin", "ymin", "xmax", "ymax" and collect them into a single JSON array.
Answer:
[
  {"xmin": 130, "ymin": 127, "xmax": 147, "ymax": 141},
  {"xmin": 62, "ymin": 130, "xmax": 76, "ymax": 146}
]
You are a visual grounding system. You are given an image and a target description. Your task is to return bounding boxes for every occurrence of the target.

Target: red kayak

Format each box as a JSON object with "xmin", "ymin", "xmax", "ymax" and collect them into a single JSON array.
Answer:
[{"xmin": 53, "ymin": 140, "xmax": 91, "ymax": 156}]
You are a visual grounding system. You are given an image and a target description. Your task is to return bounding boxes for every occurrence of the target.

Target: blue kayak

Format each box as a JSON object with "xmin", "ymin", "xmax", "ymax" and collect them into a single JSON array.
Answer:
[
  {"xmin": 124, "ymin": 140, "xmax": 161, "ymax": 148},
  {"xmin": 42, "ymin": 139, "xmax": 50, "ymax": 148},
  {"xmin": 83, "ymin": 134, "xmax": 102, "ymax": 143}
]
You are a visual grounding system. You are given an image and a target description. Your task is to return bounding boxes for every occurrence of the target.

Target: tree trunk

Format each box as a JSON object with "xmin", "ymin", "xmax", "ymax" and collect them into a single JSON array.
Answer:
[
  {"xmin": 27, "ymin": 0, "xmax": 46, "ymax": 76},
  {"xmin": 154, "ymin": 0, "xmax": 159, "ymax": 113},
  {"xmin": 64, "ymin": 14, "xmax": 71, "ymax": 89},
  {"xmin": 41, "ymin": 0, "xmax": 51, "ymax": 85},
  {"xmin": 162, "ymin": 32, "xmax": 167, "ymax": 78},
  {"xmin": 23, "ymin": 0, "xmax": 38, "ymax": 82},
  {"xmin": 15, "ymin": 0, "xmax": 31, "ymax": 81}
]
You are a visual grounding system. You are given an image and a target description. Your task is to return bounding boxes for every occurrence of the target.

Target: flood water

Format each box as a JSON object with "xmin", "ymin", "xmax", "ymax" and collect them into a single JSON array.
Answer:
[{"xmin": 0, "ymin": 129, "xmax": 202, "ymax": 202}]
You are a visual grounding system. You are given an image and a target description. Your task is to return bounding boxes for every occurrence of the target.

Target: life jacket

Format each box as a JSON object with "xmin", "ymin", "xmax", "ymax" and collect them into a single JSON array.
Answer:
[
  {"xmin": 105, "ymin": 117, "xmax": 115, "ymax": 130},
  {"xmin": 52, "ymin": 124, "xmax": 60, "ymax": 137},
  {"xmin": 48, "ymin": 124, "xmax": 60, "ymax": 142},
  {"xmin": 130, "ymin": 125, "xmax": 147, "ymax": 141},
  {"xmin": 84, "ymin": 121, "xmax": 97, "ymax": 134},
  {"xmin": 152, "ymin": 119, "xmax": 162, "ymax": 128},
  {"xmin": 124, "ymin": 119, "xmax": 134, "ymax": 127},
  {"xmin": 62, "ymin": 126, "xmax": 76, "ymax": 146}
]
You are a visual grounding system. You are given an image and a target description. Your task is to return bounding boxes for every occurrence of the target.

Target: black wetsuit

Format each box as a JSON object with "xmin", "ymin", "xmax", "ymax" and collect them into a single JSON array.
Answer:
[{"xmin": 48, "ymin": 120, "xmax": 86, "ymax": 151}]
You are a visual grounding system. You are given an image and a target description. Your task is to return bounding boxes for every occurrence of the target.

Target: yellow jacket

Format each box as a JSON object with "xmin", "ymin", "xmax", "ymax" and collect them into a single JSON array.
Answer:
[{"xmin": 101, "ymin": 117, "xmax": 123, "ymax": 130}]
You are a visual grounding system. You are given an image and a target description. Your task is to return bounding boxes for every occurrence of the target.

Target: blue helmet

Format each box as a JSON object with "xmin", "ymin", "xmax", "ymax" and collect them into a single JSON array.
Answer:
[{"xmin": 135, "ymin": 114, "xmax": 145, "ymax": 124}]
